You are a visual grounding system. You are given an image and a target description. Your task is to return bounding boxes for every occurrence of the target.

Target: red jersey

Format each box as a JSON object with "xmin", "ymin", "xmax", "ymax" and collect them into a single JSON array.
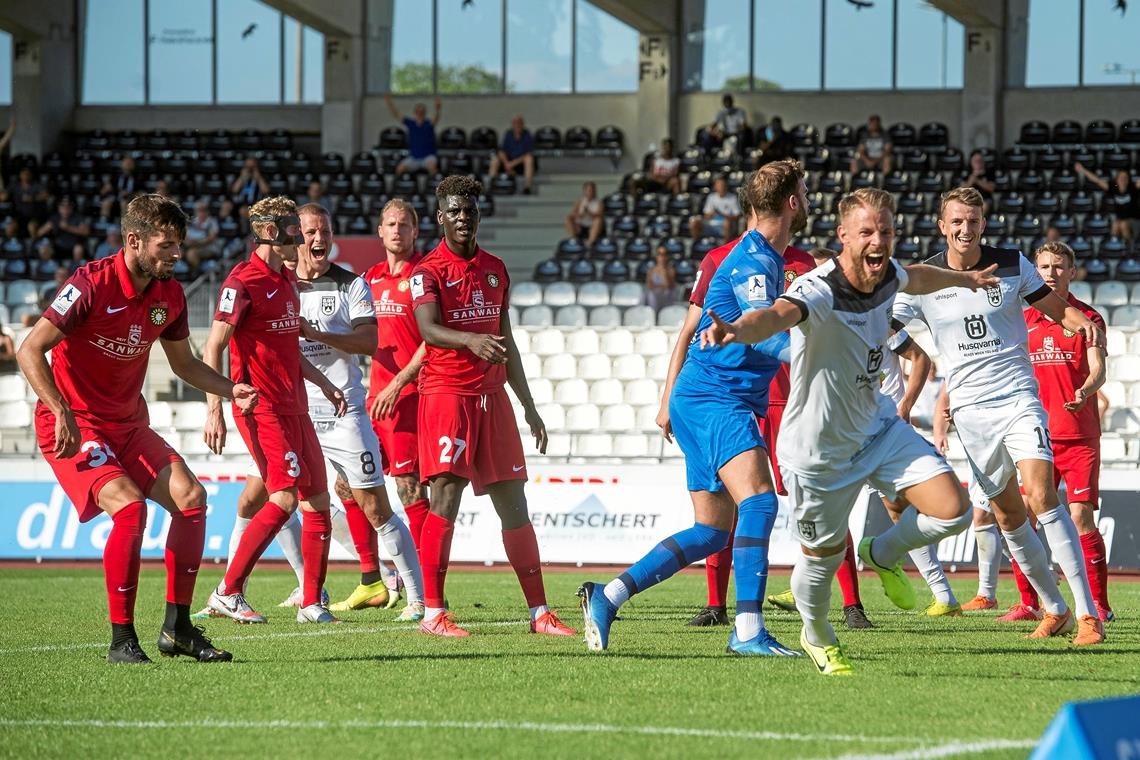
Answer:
[
  {"xmin": 689, "ymin": 236, "xmax": 741, "ymax": 307},
  {"xmin": 214, "ymin": 253, "xmax": 306, "ymax": 415},
  {"xmin": 363, "ymin": 254, "xmax": 423, "ymax": 401},
  {"xmin": 410, "ymin": 240, "xmax": 510, "ymax": 395},
  {"xmin": 40, "ymin": 250, "xmax": 189, "ymax": 424},
  {"xmin": 1025, "ymin": 293, "xmax": 1105, "ymax": 441}
]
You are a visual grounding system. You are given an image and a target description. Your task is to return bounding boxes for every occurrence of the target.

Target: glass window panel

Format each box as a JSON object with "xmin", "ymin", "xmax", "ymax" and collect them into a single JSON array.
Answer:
[
  {"xmin": 1025, "ymin": 0, "xmax": 1078, "ymax": 86},
  {"xmin": 437, "ymin": 0, "xmax": 503, "ymax": 93},
  {"xmin": 82, "ymin": 0, "xmax": 145, "ymax": 103},
  {"xmin": 147, "ymin": 0, "xmax": 213, "ymax": 103},
  {"xmin": 302, "ymin": 27, "xmax": 324, "ymax": 103},
  {"xmin": 574, "ymin": 0, "xmax": 637, "ymax": 92},
  {"xmin": 681, "ymin": 0, "xmax": 749, "ymax": 91},
  {"xmin": 216, "ymin": 0, "xmax": 281, "ymax": 103},
  {"xmin": 284, "ymin": 17, "xmax": 300, "ymax": 103},
  {"xmin": 389, "ymin": 0, "xmax": 433, "ymax": 93},
  {"xmin": 753, "ymin": 0, "xmax": 821, "ymax": 90},
  {"xmin": 507, "ymin": 0, "xmax": 571, "ymax": 93},
  {"xmin": 1082, "ymin": 0, "xmax": 1139, "ymax": 86},
  {"xmin": 0, "ymin": 31, "xmax": 11, "ymax": 105},
  {"xmin": 896, "ymin": 4, "xmax": 964, "ymax": 89},
  {"xmin": 824, "ymin": 0, "xmax": 892, "ymax": 89}
]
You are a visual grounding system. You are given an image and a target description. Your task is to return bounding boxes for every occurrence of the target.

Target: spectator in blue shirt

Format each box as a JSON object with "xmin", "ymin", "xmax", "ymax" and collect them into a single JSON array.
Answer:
[
  {"xmin": 385, "ymin": 94, "xmax": 441, "ymax": 176},
  {"xmin": 489, "ymin": 115, "xmax": 536, "ymax": 195}
]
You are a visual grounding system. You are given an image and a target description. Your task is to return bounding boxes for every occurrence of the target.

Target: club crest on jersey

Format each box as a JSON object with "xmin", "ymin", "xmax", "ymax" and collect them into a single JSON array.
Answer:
[
  {"xmin": 149, "ymin": 306, "xmax": 167, "ymax": 326},
  {"xmin": 321, "ymin": 295, "xmax": 336, "ymax": 315},
  {"xmin": 127, "ymin": 324, "xmax": 143, "ymax": 347},
  {"xmin": 785, "ymin": 269, "xmax": 797, "ymax": 283},
  {"xmin": 1063, "ymin": 328, "xmax": 1075, "ymax": 338},
  {"xmin": 398, "ymin": 279, "xmax": 410, "ymax": 292},
  {"xmin": 797, "ymin": 520, "xmax": 816, "ymax": 540},
  {"xmin": 964, "ymin": 314, "xmax": 988, "ymax": 339},
  {"xmin": 286, "ymin": 301, "xmax": 296, "ymax": 318},
  {"xmin": 985, "ymin": 285, "xmax": 1003, "ymax": 307},
  {"xmin": 487, "ymin": 273, "xmax": 500, "ymax": 288},
  {"xmin": 472, "ymin": 289, "xmax": 485, "ymax": 307},
  {"xmin": 1043, "ymin": 335, "xmax": 1055, "ymax": 351}
]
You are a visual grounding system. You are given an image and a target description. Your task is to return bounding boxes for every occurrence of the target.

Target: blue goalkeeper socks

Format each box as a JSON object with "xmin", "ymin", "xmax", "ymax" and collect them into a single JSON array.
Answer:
[
  {"xmin": 604, "ymin": 522, "xmax": 730, "ymax": 608},
  {"xmin": 733, "ymin": 492, "xmax": 779, "ymax": 639}
]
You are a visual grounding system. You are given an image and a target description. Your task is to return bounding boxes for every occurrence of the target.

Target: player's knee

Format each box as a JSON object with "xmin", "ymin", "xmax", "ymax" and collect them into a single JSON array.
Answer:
[
  {"xmin": 1021, "ymin": 481, "xmax": 1056, "ymax": 514},
  {"xmin": 176, "ymin": 481, "xmax": 208, "ymax": 512},
  {"xmin": 1069, "ymin": 503, "xmax": 1097, "ymax": 533}
]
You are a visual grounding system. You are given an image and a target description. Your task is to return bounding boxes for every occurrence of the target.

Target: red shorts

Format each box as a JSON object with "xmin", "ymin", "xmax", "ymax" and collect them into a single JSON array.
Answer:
[
  {"xmin": 1052, "ymin": 439, "xmax": 1100, "ymax": 507},
  {"xmin": 371, "ymin": 392, "xmax": 420, "ymax": 477},
  {"xmin": 35, "ymin": 407, "xmax": 182, "ymax": 523},
  {"xmin": 759, "ymin": 404, "xmax": 787, "ymax": 496},
  {"xmin": 235, "ymin": 412, "xmax": 327, "ymax": 500},
  {"xmin": 418, "ymin": 389, "xmax": 526, "ymax": 495}
]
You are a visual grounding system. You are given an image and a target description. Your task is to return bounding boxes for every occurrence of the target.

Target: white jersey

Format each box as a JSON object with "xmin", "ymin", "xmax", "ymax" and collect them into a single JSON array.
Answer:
[
  {"xmin": 893, "ymin": 246, "xmax": 1051, "ymax": 412},
  {"xmin": 878, "ymin": 327, "xmax": 912, "ymax": 406},
  {"xmin": 297, "ymin": 263, "xmax": 376, "ymax": 417},
  {"xmin": 776, "ymin": 257, "xmax": 910, "ymax": 482}
]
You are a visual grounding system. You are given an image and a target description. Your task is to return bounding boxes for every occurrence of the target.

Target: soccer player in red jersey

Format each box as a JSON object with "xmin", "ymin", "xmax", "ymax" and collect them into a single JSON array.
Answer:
[
  {"xmin": 202, "ymin": 196, "xmax": 348, "ymax": 625},
  {"xmin": 364, "ymin": 199, "xmax": 431, "ymax": 553},
  {"xmin": 1021, "ymin": 241, "xmax": 1112, "ymax": 621},
  {"xmin": 410, "ymin": 175, "xmax": 575, "ymax": 638},
  {"xmin": 17, "ymin": 195, "xmax": 256, "ymax": 664}
]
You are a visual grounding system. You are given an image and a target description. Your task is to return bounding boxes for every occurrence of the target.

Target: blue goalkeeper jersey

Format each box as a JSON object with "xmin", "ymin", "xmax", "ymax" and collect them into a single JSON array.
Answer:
[{"xmin": 678, "ymin": 229, "xmax": 788, "ymax": 415}]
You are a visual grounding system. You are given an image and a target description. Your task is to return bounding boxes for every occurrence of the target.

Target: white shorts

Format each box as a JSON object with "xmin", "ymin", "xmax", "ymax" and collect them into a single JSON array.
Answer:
[
  {"xmin": 310, "ymin": 409, "xmax": 385, "ymax": 489},
  {"xmin": 399, "ymin": 155, "xmax": 437, "ymax": 171},
  {"xmin": 952, "ymin": 393, "xmax": 1052, "ymax": 500},
  {"xmin": 782, "ymin": 419, "xmax": 953, "ymax": 550}
]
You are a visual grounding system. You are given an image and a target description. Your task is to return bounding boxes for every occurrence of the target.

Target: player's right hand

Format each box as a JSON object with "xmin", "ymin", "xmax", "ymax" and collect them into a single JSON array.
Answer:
[
  {"xmin": 468, "ymin": 334, "xmax": 507, "ymax": 363},
  {"xmin": 370, "ymin": 379, "xmax": 401, "ymax": 420},
  {"xmin": 933, "ymin": 431, "xmax": 948, "ymax": 454},
  {"xmin": 655, "ymin": 403, "xmax": 674, "ymax": 443},
  {"xmin": 203, "ymin": 410, "xmax": 227, "ymax": 455},
  {"xmin": 53, "ymin": 408, "xmax": 80, "ymax": 459},
  {"xmin": 524, "ymin": 404, "xmax": 548, "ymax": 454},
  {"xmin": 699, "ymin": 309, "xmax": 736, "ymax": 349}
]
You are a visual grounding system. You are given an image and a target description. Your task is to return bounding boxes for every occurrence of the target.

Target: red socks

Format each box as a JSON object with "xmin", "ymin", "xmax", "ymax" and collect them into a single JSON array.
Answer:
[
  {"xmin": 301, "ymin": 510, "xmax": 332, "ymax": 607},
  {"xmin": 341, "ymin": 499, "xmax": 380, "ymax": 575},
  {"xmin": 502, "ymin": 523, "xmax": 547, "ymax": 609},
  {"xmin": 836, "ymin": 531, "xmax": 862, "ymax": 607},
  {"xmin": 224, "ymin": 503, "xmax": 290, "ymax": 595},
  {"xmin": 705, "ymin": 511, "xmax": 737, "ymax": 607},
  {"xmin": 1011, "ymin": 559, "xmax": 1041, "ymax": 608},
  {"xmin": 1080, "ymin": 530, "xmax": 1110, "ymax": 612},
  {"xmin": 404, "ymin": 498, "xmax": 430, "ymax": 550},
  {"xmin": 165, "ymin": 505, "xmax": 205, "ymax": 606},
  {"xmin": 420, "ymin": 511, "xmax": 455, "ymax": 608},
  {"xmin": 104, "ymin": 501, "xmax": 146, "ymax": 624}
]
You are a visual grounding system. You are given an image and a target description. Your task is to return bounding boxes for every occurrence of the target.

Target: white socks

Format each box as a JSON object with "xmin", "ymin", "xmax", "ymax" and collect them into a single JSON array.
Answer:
[
  {"xmin": 974, "ymin": 524, "xmax": 1001, "ymax": 600},
  {"xmin": 1037, "ymin": 507, "xmax": 1096, "ymax": 618},
  {"xmin": 907, "ymin": 545, "xmax": 957, "ymax": 605},
  {"xmin": 872, "ymin": 508, "xmax": 971, "ymax": 568},
  {"xmin": 529, "ymin": 604, "xmax": 549, "ymax": 620},
  {"xmin": 377, "ymin": 516, "xmax": 424, "ymax": 604},
  {"xmin": 330, "ymin": 509, "xmax": 357, "ymax": 560},
  {"xmin": 734, "ymin": 611, "xmax": 765, "ymax": 641},
  {"xmin": 792, "ymin": 550, "xmax": 844, "ymax": 647},
  {"xmin": 603, "ymin": 579, "xmax": 631, "ymax": 609},
  {"xmin": 228, "ymin": 516, "xmax": 251, "ymax": 564},
  {"xmin": 1002, "ymin": 519, "xmax": 1067, "ymax": 615},
  {"xmin": 275, "ymin": 512, "xmax": 305, "ymax": 586}
]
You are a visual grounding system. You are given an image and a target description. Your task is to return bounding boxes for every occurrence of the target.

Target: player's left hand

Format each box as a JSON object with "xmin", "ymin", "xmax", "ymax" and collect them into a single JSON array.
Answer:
[
  {"xmin": 962, "ymin": 263, "xmax": 1000, "ymax": 290},
  {"xmin": 370, "ymin": 379, "xmax": 402, "ymax": 420},
  {"xmin": 699, "ymin": 309, "xmax": 736, "ymax": 349},
  {"xmin": 232, "ymin": 383, "xmax": 259, "ymax": 415},
  {"xmin": 322, "ymin": 385, "xmax": 347, "ymax": 417},
  {"xmin": 897, "ymin": 401, "xmax": 913, "ymax": 424},
  {"xmin": 1064, "ymin": 388, "xmax": 1089, "ymax": 412},
  {"xmin": 524, "ymin": 404, "xmax": 548, "ymax": 454}
]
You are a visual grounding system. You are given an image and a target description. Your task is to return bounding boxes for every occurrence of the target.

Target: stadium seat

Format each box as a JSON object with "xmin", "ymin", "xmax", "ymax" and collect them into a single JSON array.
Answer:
[
  {"xmin": 611, "ymin": 282, "xmax": 644, "ymax": 307},
  {"xmin": 634, "ymin": 404, "xmax": 660, "ymax": 432},
  {"xmin": 5, "ymin": 280, "xmax": 38, "ymax": 307},
  {"xmin": 536, "ymin": 403, "xmax": 566, "ymax": 431},
  {"xmin": 1113, "ymin": 306, "xmax": 1140, "ymax": 327},
  {"xmin": 511, "ymin": 327, "xmax": 530, "ymax": 354},
  {"xmin": 1105, "ymin": 407, "xmax": 1140, "ymax": 435},
  {"xmin": 588, "ymin": 378, "xmax": 624, "ymax": 406},
  {"xmin": 532, "ymin": 259, "xmax": 562, "ymax": 284},
  {"xmin": 600, "ymin": 329, "xmax": 634, "ymax": 356},
  {"xmin": 512, "ymin": 281, "xmax": 543, "ymax": 308},
  {"xmin": 1095, "ymin": 282, "xmax": 1129, "ymax": 307},
  {"xmin": 530, "ymin": 328, "xmax": 565, "ymax": 356},
  {"xmin": 612, "ymin": 433, "xmax": 651, "ymax": 458},
  {"xmin": 554, "ymin": 305, "xmax": 588, "ymax": 327},
  {"xmin": 529, "ymin": 378, "xmax": 554, "ymax": 405},
  {"xmin": 569, "ymin": 259, "xmax": 599, "ymax": 283},
  {"xmin": 657, "ymin": 304, "xmax": 688, "ymax": 328},
  {"xmin": 147, "ymin": 401, "xmax": 174, "ymax": 429},
  {"xmin": 508, "ymin": 306, "xmax": 520, "ymax": 326},
  {"xmin": 565, "ymin": 403, "xmax": 600, "ymax": 432},
  {"xmin": 1068, "ymin": 281, "xmax": 1093, "ymax": 303},
  {"xmin": 624, "ymin": 378, "xmax": 659, "ymax": 406},
  {"xmin": 577, "ymin": 282, "xmax": 610, "ymax": 307},
  {"xmin": 1109, "ymin": 355, "xmax": 1140, "ymax": 382},
  {"xmin": 1106, "ymin": 328, "xmax": 1130, "ymax": 356},
  {"xmin": 601, "ymin": 404, "xmax": 637, "ymax": 432},
  {"xmin": 613, "ymin": 354, "xmax": 646, "ymax": 380},
  {"xmin": 542, "ymin": 353, "xmax": 577, "ymax": 380},
  {"xmin": 1117, "ymin": 259, "xmax": 1140, "ymax": 283},
  {"xmin": 571, "ymin": 433, "xmax": 611, "ymax": 458},
  {"xmin": 1100, "ymin": 435, "xmax": 1129, "ymax": 462},
  {"xmin": 588, "ymin": 305, "xmax": 622, "ymax": 327},
  {"xmin": 0, "ymin": 399, "xmax": 32, "ymax": 429},
  {"xmin": 520, "ymin": 305, "xmax": 553, "ymax": 326},
  {"xmin": 646, "ymin": 354, "xmax": 670, "ymax": 380},
  {"xmin": 554, "ymin": 379, "xmax": 589, "ymax": 405},
  {"xmin": 1131, "ymin": 283, "xmax": 1140, "ymax": 304},
  {"xmin": 1101, "ymin": 380, "xmax": 1127, "ymax": 408},
  {"xmin": 544, "ymin": 282, "xmax": 576, "ymax": 307},
  {"xmin": 601, "ymin": 260, "xmax": 631, "ymax": 283},
  {"xmin": 635, "ymin": 328, "xmax": 669, "ymax": 356},
  {"xmin": 578, "ymin": 353, "xmax": 612, "ymax": 380},
  {"xmin": 565, "ymin": 328, "xmax": 600, "ymax": 356},
  {"xmin": 623, "ymin": 305, "xmax": 656, "ymax": 327},
  {"xmin": 521, "ymin": 352, "xmax": 541, "ymax": 378}
]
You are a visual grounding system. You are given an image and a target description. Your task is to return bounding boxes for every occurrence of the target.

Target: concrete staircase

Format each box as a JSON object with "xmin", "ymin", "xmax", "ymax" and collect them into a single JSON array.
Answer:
[{"xmin": 477, "ymin": 168, "xmax": 624, "ymax": 282}]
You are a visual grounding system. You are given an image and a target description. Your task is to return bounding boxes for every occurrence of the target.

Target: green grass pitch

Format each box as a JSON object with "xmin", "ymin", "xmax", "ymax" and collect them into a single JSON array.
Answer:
[{"xmin": 1, "ymin": 565, "xmax": 1136, "ymax": 759}]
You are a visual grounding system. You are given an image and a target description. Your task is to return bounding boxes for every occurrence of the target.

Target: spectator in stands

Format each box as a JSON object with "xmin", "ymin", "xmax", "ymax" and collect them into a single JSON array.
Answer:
[
  {"xmin": 114, "ymin": 155, "xmax": 137, "ymax": 201},
  {"xmin": 184, "ymin": 200, "xmax": 222, "ymax": 269},
  {"xmin": 850, "ymin": 114, "xmax": 893, "ymax": 175},
  {"xmin": 565, "ymin": 181, "xmax": 603, "ymax": 246},
  {"xmin": 300, "ymin": 179, "xmax": 330, "ymax": 211},
  {"xmin": 1045, "ymin": 224, "xmax": 1062, "ymax": 243},
  {"xmin": 645, "ymin": 245, "xmax": 678, "ymax": 312},
  {"xmin": 32, "ymin": 237, "xmax": 60, "ymax": 280},
  {"xmin": 635, "ymin": 138, "xmax": 681, "ymax": 195},
  {"xmin": 1, "ymin": 216, "xmax": 27, "ymax": 260},
  {"xmin": 0, "ymin": 322, "xmax": 16, "ymax": 373},
  {"xmin": 689, "ymin": 174, "xmax": 741, "ymax": 243},
  {"xmin": 489, "ymin": 115, "xmax": 536, "ymax": 195},
  {"xmin": 152, "ymin": 177, "xmax": 176, "ymax": 201},
  {"xmin": 231, "ymin": 157, "xmax": 270, "ymax": 205},
  {"xmin": 93, "ymin": 224, "xmax": 122, "ymax": 260},
  {"xmin": 702, "ymin": 94, "xmax": 750, "ymax": 156},
  {"xmin": 7, "ymin": 167, "xmax": 49, "ymax": 238},
  {"xmin": 964, "ymin": 150, "xmax": 995, "ymax": 214},
  {"xmin": 1073, "ymin": 162, "xmax": 1140, "ymax": 252},
  {"xmin": 755, "ymin": 116, "xmax": 795, "ymax": 165},
  {"xmin": 33, "ymin": 196, "xmax": 89, "ymax": 261},
  {"xmin": 385, "ymin": 93, "xmax": 442, "ymax": 176}
]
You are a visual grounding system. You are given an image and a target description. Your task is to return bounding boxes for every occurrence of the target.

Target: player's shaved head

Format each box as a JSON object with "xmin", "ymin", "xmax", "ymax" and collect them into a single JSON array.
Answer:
[
  {"xmin": 121, "ymin": 194, "xmax": 187, "ymax": 242},
  {"xmin": 837, "ymin": 188, "xmax": 896, "ymax": 222}
]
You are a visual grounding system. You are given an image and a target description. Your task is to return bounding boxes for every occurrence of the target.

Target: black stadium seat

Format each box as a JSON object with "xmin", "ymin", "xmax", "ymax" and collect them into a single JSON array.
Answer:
[
  {"xmin": 824, "ymin": 123, "xmax": 854, "ymax": 148},
  {"xmin": 595, "ymin": 125, "xmax": 624, "ymax": 151},
  {"xmin": 888, "ymin": 122, "xmax": 916, "ymax": 148},
  {"xmin": 1085, "ymin": 119, "xmax": 1116, "ymax": 144},
  {"xmin": 623, "ymin": 237, "xmax": 651, "ymax": 260},
  {"xmin": 918, "ymin": 122, "xmax": 949, "ymax": 148},
  {"xmin": 533, "ymin": 259, "xmax": 562, "ymax": 284},
  {"xmin": 1120, "ymin": 119, "xmax": 1140, "ymax": 145},
  {"xmin": 602, "ymin": 259, "xmax": 630, "ymax": 283},
  {"xmin": 439, "ymin": 126, "xmax": 467, "ymax": 150},
  {"xmin": 379, "ymin": 126, "xmax": 406, "ymax": 150},
  {"xmin": 556, "ymin": 237, "xmax": 586, "ymax": 261},
  {"xmin": 534, "ymin": 126, "xmax": 561, "ymax": 150},
  {"xmin": 564, "ymin": 126, "xmax": 591, "ymax": 150},
  {"xmin": 1051, "ymin": 120, "xmax": 1082, "ymax": 145},
  {"xmin": 469, "ymin": 126, "xmax": 498, "ymax": 151},
  {"xmin": 1020, "ymin": 120, "xmax": 1050, "ymax": 145}
]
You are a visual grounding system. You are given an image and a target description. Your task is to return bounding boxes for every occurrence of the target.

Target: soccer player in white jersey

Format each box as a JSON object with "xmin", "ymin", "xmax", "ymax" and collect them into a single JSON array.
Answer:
[
  {"xmin": 892, "ymin": 187, "xmax": 1105, "ymax": 646},
  {"xmin": 701, "ymin": 189, "xmax": 998, "ymax": 675}
]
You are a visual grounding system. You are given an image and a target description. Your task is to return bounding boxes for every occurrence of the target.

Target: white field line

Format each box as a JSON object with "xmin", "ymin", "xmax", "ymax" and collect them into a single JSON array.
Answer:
[
  {"xmin": 0, "ymin": 716, "xmax": 975, "ymax": 747},
  {"xmin": 811, "ymin": 738, "xmax": 1039, "ymax": 760}
]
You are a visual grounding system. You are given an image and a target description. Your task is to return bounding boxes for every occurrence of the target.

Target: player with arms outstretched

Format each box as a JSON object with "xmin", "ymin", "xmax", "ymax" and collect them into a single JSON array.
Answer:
[
  {"xmin": 411, "ymin": 175, "xmax": 575, "ymax": 638},
  {"xmin": 17, "ymin": 194, "xmax": 256, "ymax": 663}
]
